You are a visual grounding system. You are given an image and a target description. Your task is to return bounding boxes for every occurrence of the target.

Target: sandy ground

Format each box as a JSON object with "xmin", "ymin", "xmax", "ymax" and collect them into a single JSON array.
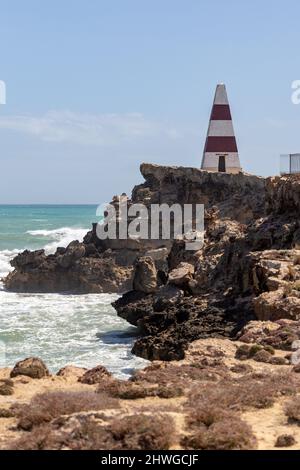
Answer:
[{"xmin": 1, "ymin": 338, "xmax": 300, "ymax": 450}]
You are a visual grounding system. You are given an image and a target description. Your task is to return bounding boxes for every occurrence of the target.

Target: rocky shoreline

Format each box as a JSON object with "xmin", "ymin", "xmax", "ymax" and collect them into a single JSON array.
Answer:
[
  {"xmin": 1, "ymin": 164, "xmax": 300, "ymax": 449},
  {"xmin": 3, "ymin": 164, "xmax": 300, "ymax": 362}
]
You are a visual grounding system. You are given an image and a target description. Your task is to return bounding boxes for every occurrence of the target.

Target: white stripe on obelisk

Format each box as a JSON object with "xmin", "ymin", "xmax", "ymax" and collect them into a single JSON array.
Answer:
[{"xmin": 207, "ymin": 120, "xmax": 234, "ymax": 137}]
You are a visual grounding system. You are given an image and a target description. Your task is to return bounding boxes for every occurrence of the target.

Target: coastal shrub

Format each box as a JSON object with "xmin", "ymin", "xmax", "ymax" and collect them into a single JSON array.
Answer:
[
  {"xmin": 97, "ymin": 380, "xmax": 157, "ymax": 399},
  {"xmin": 0, "ymin": 383, "xmax": 14, "ymax": 396},
  {"xmin": 186, "ymin": 404, "xmax": 233, "ymax": 428},
  {"xmin": 235, "ymin": 344, "xmax": 274, "ymax": 361},
  {"xmin": 185, "ymin": 372, "xmax": 300, "ymax": 412},
  {"xmin": 275, "ymin": 434, "xmax": 296, "ymax": 447},
  {"xmin": 12, "ymin": 413, "xmax": 175, "ymax": 450},
  {"xmin": 97, "ymin": 379, "xmax": 183, "ymax": 400},
  {"xmin": 107, "ymin": 414, "xmax": 176, "ymax": 449},
  {"xmin": 131, "ymin": 363, "xmax": 227, "ymax": 387},
  {"xmin": 156, "ymin": 385, "xmax": 183, "ymax": 398},
  {"xmin": 230, "ymin": 363, "xmax": 253, "ymax": 374},
  {"xmin": 285, "ymin": 397, "xmax": 300, "ymax": 423},
  {"xmin": 252, "ymin": 350, "xmax": 273, "ymax": 363},
  {"xmin": 181, "ymin": 416, "xmax": 256, "ymax": 450},
  {"xmin": 0, "ymin": 408, "xmax": 15, "ymax": 418},
  {"xmin": 13, "ymin": 390, "xmax": 119, "ymax": 430}
]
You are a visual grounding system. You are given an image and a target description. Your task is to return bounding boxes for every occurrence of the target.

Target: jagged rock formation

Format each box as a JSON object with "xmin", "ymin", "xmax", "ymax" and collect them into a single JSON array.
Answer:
[
  {"xmin": 3, "ymin": 165, "xmax": 300, "ymax": 362},
  {"xmin": 114, "ymin": 172, "xmax": 300, "ymax": 360},
  {"xmin": 3, "ymin": 164, "xmax": 265, "ymax": 294}
]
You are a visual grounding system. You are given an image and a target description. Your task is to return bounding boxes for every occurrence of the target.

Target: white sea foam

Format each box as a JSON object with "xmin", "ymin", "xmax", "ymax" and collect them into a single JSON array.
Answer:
[
  {"xmin": 27, "ymin": 226, "xmax": 89, "ymax": 254},
  {"xmin": 0, "ymin": 226, "xmax": 148, "ymax": 377},
  {"xmin": 0, "ymin": 249, "xmax": 20, "ymax": 279}
]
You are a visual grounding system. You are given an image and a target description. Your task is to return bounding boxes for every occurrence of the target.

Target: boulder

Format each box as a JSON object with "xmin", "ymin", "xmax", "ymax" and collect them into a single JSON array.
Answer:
[
  {"xmin": 78, "ymin": 365, "xmax": 112, "ymax": 384},
  {"xmin": 10, "ymin": 357, "xmax": 49, "ymax": 379},
  {"xmin": 133, "ymin": 256, "xmax": 157, "ymax": 294},
  {"xmin": 291, "ymin": 340, "xmax": 300, "ymax": 351},
  {"xmin": 254, "ymin": 289, "xmax": 300, "ymax": 321},
  {"xmin": 253, "ymin": 349, "xmax": 273, "ymax": 363},
  {"xmin": 291, "ymin": 350, "xmax": 300, "ymax": 366},
  {"xmin": 168, "ymin": 262, "xmax": 194, "ymax": 287}
]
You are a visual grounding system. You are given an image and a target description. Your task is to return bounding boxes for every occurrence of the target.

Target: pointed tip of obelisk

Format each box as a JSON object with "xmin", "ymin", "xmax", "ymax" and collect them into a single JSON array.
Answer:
[{"xmin": 214, "ymin": 83, "xmax": 229, "ymax": 105}]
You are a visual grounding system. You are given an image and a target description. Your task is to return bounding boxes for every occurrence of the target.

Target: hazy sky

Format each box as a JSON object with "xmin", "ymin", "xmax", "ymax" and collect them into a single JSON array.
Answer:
[{"xmin": 0, "ymin": 0, "xmax": 300, "ymax": 203}]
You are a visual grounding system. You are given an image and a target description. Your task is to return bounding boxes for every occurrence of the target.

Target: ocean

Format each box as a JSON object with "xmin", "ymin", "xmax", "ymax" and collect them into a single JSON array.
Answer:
[{"xmin": 0, "ymin": 205, "xmax": 148, "ymax": 378}]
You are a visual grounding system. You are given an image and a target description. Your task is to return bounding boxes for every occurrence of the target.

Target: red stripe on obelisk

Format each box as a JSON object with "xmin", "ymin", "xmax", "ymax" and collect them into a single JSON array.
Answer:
[
  {"xmin": 204, "ymin": 136, "xmax": 238, "ymax": 153},
  {"xmin": 210, "ymin": 104, "xmax": 232, "ymax": 120}
]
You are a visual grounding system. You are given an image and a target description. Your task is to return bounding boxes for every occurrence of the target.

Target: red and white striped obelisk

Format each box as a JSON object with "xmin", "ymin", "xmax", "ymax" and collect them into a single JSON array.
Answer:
[{"xmin": 201, "ymin": 84, "xmax": 241, "ymax": 173}]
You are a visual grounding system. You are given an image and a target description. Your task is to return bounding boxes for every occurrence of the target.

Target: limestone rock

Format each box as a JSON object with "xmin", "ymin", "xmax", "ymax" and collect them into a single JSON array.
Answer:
[
  {"xmin": 168, "ymin": 262, "xmax": 194, "ymax": 287},
  {"xmin": 254, "ymin": 289, "xmax": 300, "ymax": 321},
  {"xmin": 133, "ymin": 256, "xmax": 157, "ymax": 294},
  {"xmin": 291, "ymin": 350, "xmax": 300, "ymax": 366},
  {"xmin": 56, "ymin": 241, "xmax": 86, "ymax": 268},
  {"xmin": 10, "ymin": 357, "xmax": 49, "ymax": 379},
  {"xmin": 78, "ymin": 365, "xmax": 112, "ymax": 384},
  {"xmin": 153, "ymin": 285, "xmax": 183, "ymax": 310},
  {"xmin": 291, "ymin": 340, "xmax": 300, "ymax": 351}
]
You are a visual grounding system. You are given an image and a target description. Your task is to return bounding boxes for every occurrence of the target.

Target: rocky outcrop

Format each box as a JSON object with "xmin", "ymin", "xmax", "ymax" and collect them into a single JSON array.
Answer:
[
  {"xmin": 133, "ymin": 257, "xmax": 157, "ymax": 293},
  {"xmin": 113, "ymin": 171, "xmax": 300, "ymax": 360},
  {"xmin": 135, "ymin": 163, "xmax": 266, "ymax": 225},
  {"xmin": 3, "ymin": 164, "xmax": 266, "ymax": 294},
  {"xmin": 4, "ymin": 243, "xmax": 133, "ymax": 294},
  {"xmin": 78, "ymin": 365, "xmax": 112, "ymax": 385},
  {"xmin": 266, "ymin": 174, "xmax": 300, "ymax": 215},
  {"xmin": 10, "ymin": 357, "xmax": 49, "ymax": 379},
  {"xmin": 4, "ymin": 164, "xmax": 300, "ymax": 362}
]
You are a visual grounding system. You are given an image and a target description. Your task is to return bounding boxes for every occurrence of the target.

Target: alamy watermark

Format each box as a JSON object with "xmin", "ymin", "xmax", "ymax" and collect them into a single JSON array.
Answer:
[
  {"xmin": 291, "ymin": 80, "xmax": 300, "ymax": 104},
  {"xmin": 0, "ymin": 80, "xmax": 6, "ymax": 104},
  {"xmin": 96, "ymin": 197, "xmax": 204, "ymax": 251}
]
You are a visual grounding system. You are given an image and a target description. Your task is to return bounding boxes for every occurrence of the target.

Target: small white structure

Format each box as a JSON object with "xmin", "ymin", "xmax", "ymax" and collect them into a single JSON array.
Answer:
[
  {"xmin": 280, "ymin": 154, "xmax": 300, "ymax": 175},
  {"xmin": 201, "ymin": 84, "xmax": 241, "ymax": 174}
]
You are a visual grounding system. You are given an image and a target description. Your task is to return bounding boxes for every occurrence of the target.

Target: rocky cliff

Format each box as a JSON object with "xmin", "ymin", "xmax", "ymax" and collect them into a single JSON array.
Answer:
[
  {"xmin": 114, "ymin": 171, "xmax": 300, "ymax": 360},
  {"xmin": 3, "ymin": 164, "xmax": 265, "ymax": 293},
  {"xmin": 3, "ymin": 165, "xmax": 300, "ymax": 362}
]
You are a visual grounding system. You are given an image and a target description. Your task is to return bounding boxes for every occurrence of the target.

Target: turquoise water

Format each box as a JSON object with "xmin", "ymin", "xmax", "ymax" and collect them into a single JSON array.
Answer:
[
  {"xmin": 0, "ymin": 205, "xmax": 148, "ymax": 377},
  {"xmin": 0, "ymin": 205, "xmax": 97, "ymax": 251}
]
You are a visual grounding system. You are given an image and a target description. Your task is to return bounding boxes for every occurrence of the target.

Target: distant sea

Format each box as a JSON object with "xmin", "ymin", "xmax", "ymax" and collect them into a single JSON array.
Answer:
[{"xmin": 0, "ymin": 205, "xmax": 148, "ymax": 378}]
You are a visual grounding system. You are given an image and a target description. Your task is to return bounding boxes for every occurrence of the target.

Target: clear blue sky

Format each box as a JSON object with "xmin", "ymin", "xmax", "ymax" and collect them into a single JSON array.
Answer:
[{"xmin": 0, "ymin": 0, "xmax": 299, "ymax": 203}]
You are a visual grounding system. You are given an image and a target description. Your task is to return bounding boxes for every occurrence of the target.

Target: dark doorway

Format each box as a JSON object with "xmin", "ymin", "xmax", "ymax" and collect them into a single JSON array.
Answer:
[{"xmin": 218, "ymin": 155, "xmax": 226, "ymax": 172}]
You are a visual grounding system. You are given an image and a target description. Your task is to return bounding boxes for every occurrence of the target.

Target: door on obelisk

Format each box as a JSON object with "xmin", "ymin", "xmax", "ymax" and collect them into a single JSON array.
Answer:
[{"xmin": 218, "ymin": 155, "xmax": 226, "ymax": 172}]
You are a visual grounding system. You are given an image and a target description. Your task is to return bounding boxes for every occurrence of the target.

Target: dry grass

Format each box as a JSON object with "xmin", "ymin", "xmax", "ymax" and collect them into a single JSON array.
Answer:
[
  {"xmin": 97, "ymin": 379, "xmax": 183, "ymax": 400},
  {"xmin": 11, "ymin": 413, "xmax": 176, "ymax": 450},
  {"xmin": 275, "ymin": 434, "xmax": 296, "ymax": 447},
  {"xmin": 131, "ymin": 362, "xmax": 227, "ymax": 388},
  {"xmin": 185, "ymin": 371, "xmax": 300, "ymax": 412},
  {"xmin": 13, "ymin": 390, "xmax": 119, "ymax": 431},
  {"xmin": 235, "ymin": 344, "xmax": 274, "ymax": 361},
  {"xmin": 285, "ymin": 396, "xmax": 300, "ymax": 423},
  {"xmin": 182, "ymin": 403, "xmax": 256, "ymax": 450},
  {"xmin": 182, "ymin": 416, "xmax": 256, "ymax": 450}
]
